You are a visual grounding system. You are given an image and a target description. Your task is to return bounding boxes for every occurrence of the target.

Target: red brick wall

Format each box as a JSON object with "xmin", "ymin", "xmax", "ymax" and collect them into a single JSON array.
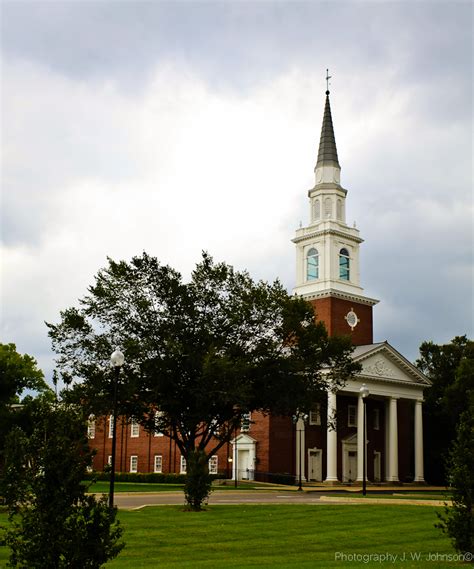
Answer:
[{"xmin": 310, "ymin": 297, "xmax": 373, "ymax": 345}]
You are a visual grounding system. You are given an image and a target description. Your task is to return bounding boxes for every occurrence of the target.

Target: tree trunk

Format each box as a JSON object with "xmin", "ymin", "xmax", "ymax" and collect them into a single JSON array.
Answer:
[{"xmin": 183, "ymin": 449, "xmax": 212, "ymax": 511}]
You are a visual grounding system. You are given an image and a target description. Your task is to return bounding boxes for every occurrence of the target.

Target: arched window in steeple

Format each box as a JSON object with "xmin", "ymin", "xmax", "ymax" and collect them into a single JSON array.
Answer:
[
  {"xmin": 339, "ymin": 248, "xmax": 350, "ymax": 280},
  {"xmin": 307, "ymin": 248, "xmax": 319, "ymax": 280}
]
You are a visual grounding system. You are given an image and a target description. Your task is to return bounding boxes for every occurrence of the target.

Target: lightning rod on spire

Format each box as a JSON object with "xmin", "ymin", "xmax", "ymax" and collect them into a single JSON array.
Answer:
[{"xmin": 326, "ymin": 69, "xmax": 332, "ymax": 94}]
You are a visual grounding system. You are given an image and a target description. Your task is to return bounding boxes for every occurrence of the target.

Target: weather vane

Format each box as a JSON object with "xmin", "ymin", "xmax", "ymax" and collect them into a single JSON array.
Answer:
[{"xmin": 326, "ymin": 68, "xmax": 332, "ymax": 93}]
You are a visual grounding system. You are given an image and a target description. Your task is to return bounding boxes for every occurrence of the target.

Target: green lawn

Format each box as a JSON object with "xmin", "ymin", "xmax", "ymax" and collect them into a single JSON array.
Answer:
[
  {"xmin": 0, "ymin": 505, "xmax": 464, "ymax": 568},
  {"xmin": 85, "ymin": 481, "xmax": 261, "ymax": 493}
]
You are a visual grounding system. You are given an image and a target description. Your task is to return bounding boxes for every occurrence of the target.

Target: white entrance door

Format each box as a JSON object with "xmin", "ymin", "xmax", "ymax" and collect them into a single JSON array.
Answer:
[
  {"xmin": 238, "ymin": 449, "xmax": 250, "ymax": 480},
  {"xmin": 347, "ymin": 451, "xmax": 357, "ymax": 482},
  {"xmin": 308, "ymin": 450, "xmax": 322, "ymax": 481}
]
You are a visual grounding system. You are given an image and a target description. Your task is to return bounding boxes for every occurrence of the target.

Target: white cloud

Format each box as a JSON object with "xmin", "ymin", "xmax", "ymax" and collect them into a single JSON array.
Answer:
[{"xmin": 1, "ymin": 53, "xmax": 472, "ymax": 381}]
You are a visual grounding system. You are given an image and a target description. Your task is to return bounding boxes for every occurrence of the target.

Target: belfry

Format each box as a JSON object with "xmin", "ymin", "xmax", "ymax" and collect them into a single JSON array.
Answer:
[{"xmin": 293, "ymin": 87, "xmax": 378, "ymax": 345}]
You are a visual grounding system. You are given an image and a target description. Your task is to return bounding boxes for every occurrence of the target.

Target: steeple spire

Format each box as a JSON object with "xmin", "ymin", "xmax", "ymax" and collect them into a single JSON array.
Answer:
[{"xmin": 316, "ymin": 91, "xmax": 340, "ymax": 169}]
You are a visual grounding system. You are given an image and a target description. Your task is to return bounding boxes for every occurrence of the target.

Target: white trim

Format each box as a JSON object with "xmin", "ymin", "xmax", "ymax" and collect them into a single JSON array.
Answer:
[
  {"xmin": 108, "ymin": 416, "xmax": 114, "ymax": 438},
  {"xmin": 130, "ymin": 455, "xmax": 138, "ymax": 473}
]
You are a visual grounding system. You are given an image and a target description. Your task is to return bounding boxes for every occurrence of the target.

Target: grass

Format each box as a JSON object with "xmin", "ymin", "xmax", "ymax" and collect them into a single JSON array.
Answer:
[
  {"xmin": 0, "ymin": 504, "xmax": 464, "ymax": 568},
  {"xmin": 85, "ymin": 481, "xmax": 261, "ymax": 493}
]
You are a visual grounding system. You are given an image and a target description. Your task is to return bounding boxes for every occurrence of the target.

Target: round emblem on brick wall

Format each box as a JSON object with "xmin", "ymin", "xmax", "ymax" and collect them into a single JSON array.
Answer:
[{"xmin": 345, "ymin": 309, "xmax": 359, "ymax": 331}]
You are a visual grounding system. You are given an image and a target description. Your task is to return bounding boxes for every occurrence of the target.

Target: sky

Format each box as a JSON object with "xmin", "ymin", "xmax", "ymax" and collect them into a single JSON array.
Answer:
[{"xmin": 1, "ymin": 0, "xmax": 472, "ymax": 387}]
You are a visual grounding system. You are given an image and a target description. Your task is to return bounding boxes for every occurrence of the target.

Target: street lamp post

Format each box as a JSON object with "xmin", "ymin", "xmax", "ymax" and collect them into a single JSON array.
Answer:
[
  {"xmin": 232, "ymin": 405, "xmax": 241, "ymax": 489},
  {"xmin": 359, "ymin": 383, "xmax": 370, "ymax": 496},
  {"xmin": 293, "ymin": 413, "xmax": 308, "ymax": 491},
  {"xmin": 109, "ymin": 348, "xmax": 125, "ymax": 510}
]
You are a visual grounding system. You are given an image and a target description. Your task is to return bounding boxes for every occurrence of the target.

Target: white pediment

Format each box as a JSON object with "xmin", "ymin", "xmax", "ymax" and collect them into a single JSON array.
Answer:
[
  {"xmin": 353, "ymin": 342, "xmax": 430, "ymax": 387},
  {"xmin": 232, "ymin": 433, "xmax": 257, "ymax": 445}
]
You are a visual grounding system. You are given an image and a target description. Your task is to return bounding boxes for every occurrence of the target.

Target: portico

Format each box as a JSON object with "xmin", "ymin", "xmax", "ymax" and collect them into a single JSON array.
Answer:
[{"xmin": 323, "ymin": 342, "xmax": 430, "ymax": 484}]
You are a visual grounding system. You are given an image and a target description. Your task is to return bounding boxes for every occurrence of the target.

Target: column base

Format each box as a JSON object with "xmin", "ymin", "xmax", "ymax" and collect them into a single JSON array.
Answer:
[{"xmin": 323, "ymin": 479, "xmax": 341, "ymax": 485}]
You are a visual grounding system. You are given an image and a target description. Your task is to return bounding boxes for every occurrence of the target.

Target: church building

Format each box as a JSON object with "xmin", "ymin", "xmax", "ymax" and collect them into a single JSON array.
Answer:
[{"xmin": 89, "ymin": 87, "xmax": 430, "ymax": 485}]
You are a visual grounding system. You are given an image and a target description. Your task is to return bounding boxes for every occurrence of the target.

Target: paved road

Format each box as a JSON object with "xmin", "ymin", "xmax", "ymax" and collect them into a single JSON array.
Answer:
[
  {"xmin": 113, "ymin": 491, "xmax": 358, "ymax": 509},
  {"xmin": 110, "ymin": 490, "xmax": 445, "ymax": 510}
]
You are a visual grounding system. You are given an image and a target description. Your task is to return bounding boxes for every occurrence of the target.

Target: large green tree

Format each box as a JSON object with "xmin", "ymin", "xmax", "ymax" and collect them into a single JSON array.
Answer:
[
  {"xmin": 48, "ymin": 252, "xmax": 360, "ymax": 510},
  {"xmin": 416, "ymin": 335, "xmax": 474, "ymax": 484}
]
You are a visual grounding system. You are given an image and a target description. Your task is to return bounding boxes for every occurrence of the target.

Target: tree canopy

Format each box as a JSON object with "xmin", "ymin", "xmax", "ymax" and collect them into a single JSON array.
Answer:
[
  {"xmin": 48, "ymin": 252, "xmax": 360, "ymax": 508},
  {"xmin": 0, "ymin": 343, "xmax": 49, "ymax": 407},
  {"xmin": 416, "ymin": 335, "xmax": 474, "ymax": 484}
]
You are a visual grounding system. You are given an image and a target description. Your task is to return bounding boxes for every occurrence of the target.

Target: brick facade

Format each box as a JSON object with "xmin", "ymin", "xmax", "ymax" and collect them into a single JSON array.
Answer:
[{"xmin": 310, "ymin": 296, "xmax": 373, "ymax": 345}]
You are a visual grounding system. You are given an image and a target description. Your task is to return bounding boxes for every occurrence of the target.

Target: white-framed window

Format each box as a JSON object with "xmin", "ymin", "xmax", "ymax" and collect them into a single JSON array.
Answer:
[
  {"xmin": 180, "ymin": 456, "xmax": 187, "ymax": 474},
  {"xmin": 348, "ymin": 405, "xmax": 357, "ymax": 427},
  {"xmin": 86, "ymin": 465, "xmax": 93, "ymax": 473},
  {"xmin": 131, "ymin": 419, "xmax": 139, "ymax": 438},
  {"xmin": 154, "ymin": 411, "xmax": 164, "ymax": 437},
  {"xmin": 107, "ymin": 455, "xmax": 112, "ymax": 466},
  {"xmin": 154, "ymin": 454, "xmax": 163, "ymax": 473},
  {"xmin": 108, "ymin": 416, "xmax": 114, "ymax": 438},
  {"xmin": 87, "ymin": 415, "xmax": 96, "ymax": 439},
  {"xmin": 209, "ymin": 456, "xmax": 218, "ymax": 475},
  {"xmin": 130, "ymin": 455, "xmax": 138, "ymax": 473},
  {"xmin": 339, "ymin": 248, "xmax": 350, "ymax": 281},
  {"xmin": 306, "ymin": 248, "xmax": 319, "ymax": 281},
  {"xmin": 241, "ymin": 412, "xmax": 251, "ymax": 432},
  {"xmin": 309, "ymin": 404, "xmax": 321, "ymax": 426},
  {"xmin": 374, "ymin": 408, "xmax": 380, "ymax": 431}
]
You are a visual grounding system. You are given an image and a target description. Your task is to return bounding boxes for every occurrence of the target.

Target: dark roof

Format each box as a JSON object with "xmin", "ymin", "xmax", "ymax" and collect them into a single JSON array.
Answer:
[{"xmin": 316, "ymin": 92, "xmax": 340, "ymax": 169}]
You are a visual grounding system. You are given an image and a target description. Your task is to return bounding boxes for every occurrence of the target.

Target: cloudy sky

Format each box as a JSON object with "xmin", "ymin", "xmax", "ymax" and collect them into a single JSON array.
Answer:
[{"xmin": 1, "ymin": 0, "xmax": 472, "ymax": 385}]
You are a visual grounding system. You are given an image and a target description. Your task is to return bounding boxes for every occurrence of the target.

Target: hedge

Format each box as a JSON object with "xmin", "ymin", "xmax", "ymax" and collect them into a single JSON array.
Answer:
[{"xmin": 83, "ymin": 471, "xmax": 225, "ymax": 484}]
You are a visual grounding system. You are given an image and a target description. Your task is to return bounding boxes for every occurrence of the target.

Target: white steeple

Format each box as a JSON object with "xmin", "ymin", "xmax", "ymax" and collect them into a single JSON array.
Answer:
[{"xmin": 292, "ymin": 88, "xmax": 377, "ymax": 307}]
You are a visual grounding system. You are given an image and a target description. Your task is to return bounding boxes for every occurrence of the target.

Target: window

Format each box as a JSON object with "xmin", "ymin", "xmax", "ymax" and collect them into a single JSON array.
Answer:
[
  {"xmin": 131, "ymin": 419, "xmax": 139, "ymax": 438},
  {"xmin": 313, "ymin": 199, "xmax": 320, "ymax": 221},
  {"xmin": 107, "ymin": 455, "xmax": 112, "ymax": 466},
  {"xmin": 306, "ymin": 248, "xmax": 319, "ymax": 280},
  {"xmin": 154, "ymin": 455, "xmax": 163, "ymax": 473},
  {"xmin": 339, "ymin": 248, "xmax": 350, "ymax": 281},
  {"xmin": 209, "ymin": 456, "xmax": 218, "ymax": 475},
  {"xmin": 180, "ymin": 456, "xmax": 187, "ymax": 474},
  {"xmin": 108, "ymin": 416, "xmax": 114, "ymax": 438},
  {"xmin": 309, "ymin": 404, "xmax": 321, "ymax": 426},
  {"xmin": 154, "ymin": 411, "xmax": 164, "ymax": 437},
  {"xmin": 348, "ymin": 405, "xmax": 357, "ymax": 427},
  {"xmin": 87, "ymin": 415, "xmax": 96, "ymax": 439},
  {"xmin": 130, "ymin": 455, "xmax": 138, "ymax": 473},
  {"xmin": 374, "ymin": 408, "xmax": 380, "ymax": 431},
  {"xmin": 241, "ymin": 412, "xmax": 251, "ymax": 432}
]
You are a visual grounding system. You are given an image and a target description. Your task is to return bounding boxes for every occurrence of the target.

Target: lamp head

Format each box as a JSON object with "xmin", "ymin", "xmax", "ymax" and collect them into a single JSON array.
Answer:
[
  {"xmin": 110, "ymin": 348, "xmax": 125, "ymax": 368},
  {"xmin": 359, "ymin": 383, "xmax": 370, "ymax": 399}
]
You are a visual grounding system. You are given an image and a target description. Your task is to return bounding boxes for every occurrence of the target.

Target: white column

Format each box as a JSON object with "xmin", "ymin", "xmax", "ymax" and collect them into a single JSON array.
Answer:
[
  {"xmin": 387, "ymin": 397, "xmax": 399, "ymax": 482},
  {"xmin": 325, "ymin": 391, "xmax": 338, "ymax": 482},
  {"xmin": 356, "ymin": 395, "xmax": 364, "ymax": 482},
  {"xmin": 414, "ymin": 400, "xmax": 425, "ymax": 482}
]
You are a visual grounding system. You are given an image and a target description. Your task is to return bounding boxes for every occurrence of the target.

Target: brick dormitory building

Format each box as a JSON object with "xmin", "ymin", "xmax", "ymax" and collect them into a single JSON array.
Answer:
[{"xmin": 88, "ymin": 88, "xmax": 430, "ymax": 485}]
